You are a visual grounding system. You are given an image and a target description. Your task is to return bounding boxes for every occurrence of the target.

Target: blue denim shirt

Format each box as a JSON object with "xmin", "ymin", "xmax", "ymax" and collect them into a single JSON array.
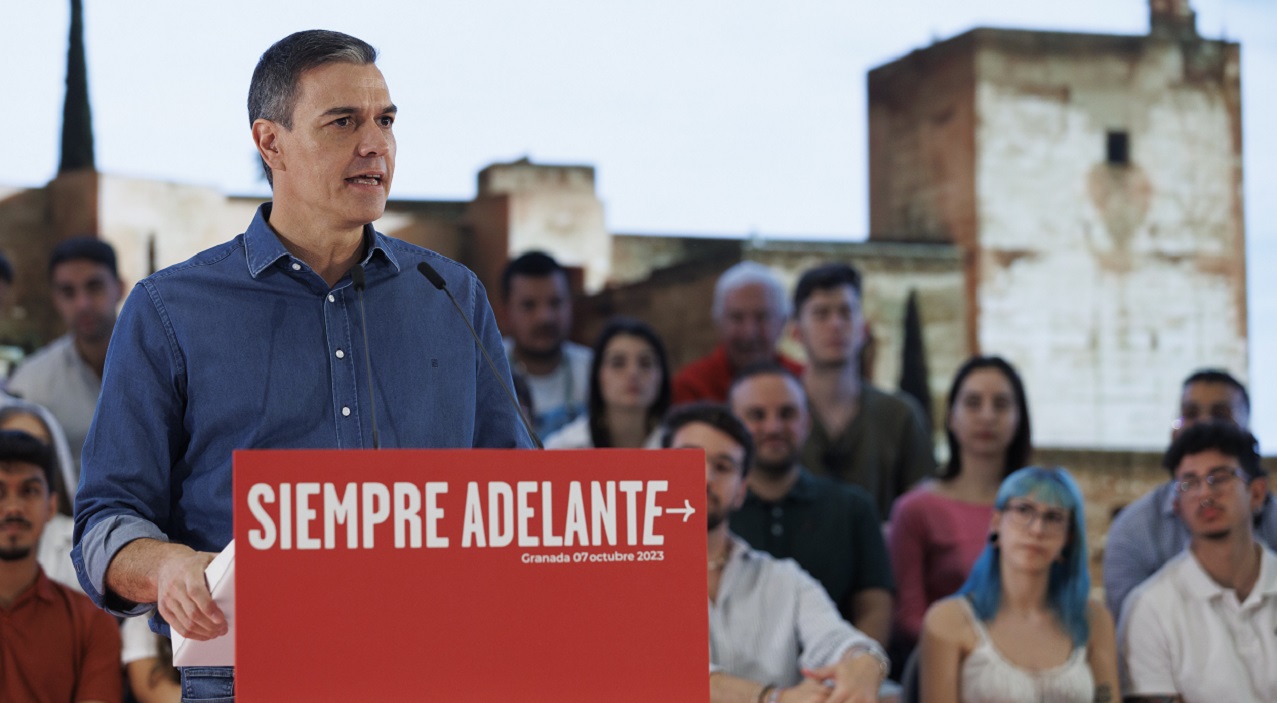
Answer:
[{"xmin": 72, "ymin": 204, "xmax": 533, "ymax": 617}]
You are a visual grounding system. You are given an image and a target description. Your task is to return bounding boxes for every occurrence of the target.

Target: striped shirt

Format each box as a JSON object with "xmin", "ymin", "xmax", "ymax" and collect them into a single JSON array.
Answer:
[{"xmin": 709, "ymin": 534, "xmax": 885, "ymax": 686}]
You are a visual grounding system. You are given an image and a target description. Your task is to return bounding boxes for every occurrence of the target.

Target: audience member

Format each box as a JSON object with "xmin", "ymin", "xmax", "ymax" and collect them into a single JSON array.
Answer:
[
  {"xmin": 671, "ymin": 262, "xmax": 802, "ymax": 405},
  {"xmin": 727, "ymin": 363, "xmax": 894, "ymax": 646},
  {"xmin": 501, "ymin": 251, "xmax": 591, "ymax": 438},
  {"xmin": 919, "ymin": 466, "xmax": 1117, "ymax": 703},
  {"xmin": 664, "ymin": 403, "xmax": 889, "ymax": 703},
  {"xmin": 0, "ymin": 403, "xmax": 78, "ymax": 590},
  {"xmin": 544, "ymin": 317, "xmax": 670, "ymax": 449},
  {"xmin": 1103, "ymin": 368, "xmax": 1277, "ymax": 618},
  {"xmin": 0, "ymin": 429, "xmax": 121, "ymax": 703},
  {"xmin": 6, "ymin": 237, "xmax": 123, "ymax": 478},
  {"xmin": 122, "ymin": 610, "xmax": 180, "ymax": 703},
  {"xmin": 793, "ymin": 263, "xmax": 934, "ymax": 518},
  {"xmin": 1117, "ymin": 422, "xmax": 1276, "ymax": 702},
  {"xmin": 888, "ymin": 356, "xmax": 1032, "ymax": 656}
]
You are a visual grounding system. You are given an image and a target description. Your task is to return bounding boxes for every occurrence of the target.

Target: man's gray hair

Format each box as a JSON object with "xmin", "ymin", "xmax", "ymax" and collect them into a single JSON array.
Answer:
[
  {"xmin": 248, "ymin": 30, "xmax": 378, "ymax": 186},
  {"xmin": 711, "ymin": 261, "xmax": 790, "ymax": 321}
]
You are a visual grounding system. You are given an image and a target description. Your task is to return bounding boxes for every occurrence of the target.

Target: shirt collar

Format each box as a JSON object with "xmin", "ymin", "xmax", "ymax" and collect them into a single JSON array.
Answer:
[
  {"xmin": 744, "ymin": 466, "xmax": 817, "ymax": 506},
  {"xmin": 1181, "ymin": 543, "xmax": 1277, "ymax": 603},
  {"xmin": 242, "ymin": 203, "xmax": 401, "ymax": 279},
  {"xmin": 7, "ymin": 567, "xmax": 58, "ymax": 610}
]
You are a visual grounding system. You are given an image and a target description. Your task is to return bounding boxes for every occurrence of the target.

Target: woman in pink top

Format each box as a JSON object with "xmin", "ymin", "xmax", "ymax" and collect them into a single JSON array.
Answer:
[{"xmin": 887, "ymin": 356, "xmax": 1032, "ymax": 658}]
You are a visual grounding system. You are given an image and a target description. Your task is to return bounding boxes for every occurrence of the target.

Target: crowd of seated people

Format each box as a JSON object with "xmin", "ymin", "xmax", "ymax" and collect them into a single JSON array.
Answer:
[
  {"xmin": 4, "ymin": 240, "xmax": 1272, "ymax": 702},
  {"xmin": 518, "ymin": 252, "xmax": 1272, "ymax": 702}
]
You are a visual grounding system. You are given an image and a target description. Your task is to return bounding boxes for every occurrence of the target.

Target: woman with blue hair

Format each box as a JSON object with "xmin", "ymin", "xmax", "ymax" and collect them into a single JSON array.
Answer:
[{"xmin": 917, "ymin": 466, "xmax": 1118, "ymax": 703}]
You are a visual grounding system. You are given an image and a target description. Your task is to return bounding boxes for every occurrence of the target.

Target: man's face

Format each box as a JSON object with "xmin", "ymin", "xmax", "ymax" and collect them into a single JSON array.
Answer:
[
  {"xmin": 51, "ymin": 259, "xmax": 122, "ymax": 344},
  {"xmin": 795, "ymin": 284, "xmax": 862, "ymax": 368},
  {"xmin": 1174, "ymin": 381, "xmax": 1249, "ymax": 438},
  {"xmin": 670, "ymin": 421, "xmax": 747, "ymax": 532},
  {"xmin": 263, "ymin": 62, "xmax": 396, "ymax": 232},
  {"xmin": 717, "ymin": 282, "xmax": 785, "ymax": 370},
  {"xmin": 0, "ymin": 461, "xmax": 54, "ymax": 562},
  {"xmin": 505, "ymin": 273, "xmax": 572, "ymax": 360},
  {"xmin": 729, "ymin": 373, "xmax": 809, "ymax": 476},
  {"xmin": 1172, "ymin": 449, "xmax": 1266, "ymax": 542}
]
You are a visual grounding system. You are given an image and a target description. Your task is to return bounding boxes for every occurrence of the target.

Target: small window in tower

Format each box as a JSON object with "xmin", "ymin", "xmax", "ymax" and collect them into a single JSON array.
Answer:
[{"xmin": 1107, "ymin": 131, "xmax": 1130, "ymax": 165}]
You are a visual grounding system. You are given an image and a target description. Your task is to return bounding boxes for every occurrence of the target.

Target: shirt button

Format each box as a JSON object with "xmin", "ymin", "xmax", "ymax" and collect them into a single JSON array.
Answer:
[
  {"xmin": 771, "ymin": 506, "xmax": 784, "ymax": 518},
  {"xmin": 327, "ymin": 294, "xmax": 335, "ymax": 303},
  {"xmin": 342, "ymin": 407, "xmax": 351, "ymax": 417},
  {"xmin": 291, "ymin": 263, "xmax": 302, "ymax": 271},
  {"xmin": 771, "ymin": 524, "xmax": 784, "ymax": 537},
  {"xmin": 335, "ymin": 349, "xmax": 345, "ymax": 359}
]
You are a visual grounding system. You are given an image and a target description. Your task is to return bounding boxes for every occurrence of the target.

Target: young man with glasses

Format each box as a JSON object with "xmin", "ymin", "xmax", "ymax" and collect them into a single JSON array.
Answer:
[
  {"xmin": 1117, "ymin": 421, "xmax": 1277, "ymax": 702},
  {"xmin": 1103, "ymin": 369, "xmax": 1277, "ymax": 618}
]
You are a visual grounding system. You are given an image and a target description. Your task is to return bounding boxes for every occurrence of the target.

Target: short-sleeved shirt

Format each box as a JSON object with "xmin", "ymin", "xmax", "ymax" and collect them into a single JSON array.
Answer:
[
  {"xmin": 671, "ymin": 345, "xmax": 804, "ymax": 405},
  {"xmin": 729, "ymin": 468, "xmax": 893, "ymax": 622},
  {"xmin": 1118, "ymin": 545, "xmax": 1277, "ymax": 702},
  {"xmin": 1103, "ymin": 480, "xmax": 1277, "ymax": 618},
  {"xmin": 503, "ymin": 339, "xmax": 592, "ymax": 438},
  {"xmin": 802, "ymin": 383, "xmax": 936, "ymax": 519},
  {"xmin": 6, "ymin": 334, "xmax": 101, "ymax": 478},
  {"xmin": 0, "ymin": 567, "xmax": 122, "ymax": 703}
]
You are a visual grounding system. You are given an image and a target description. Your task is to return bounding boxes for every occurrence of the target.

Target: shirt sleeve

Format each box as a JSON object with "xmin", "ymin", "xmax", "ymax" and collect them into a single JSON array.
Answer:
[
  {"xmin": 887, "ymin": 491, "xmax": 930, "ymax": 642},
  {"xmin": 895, "ymin": 394, "xmax": 936, "ymax": 499},
  {"xmin": 1102, "ymin": 498, "xmax": 1162, "ymax": 619},
  {"xmin": 75, "ymin": 603, "xmax": 125, "ymax": 703},
  {"xmin": 120, "ymin": 613, "xmax": 161, "ymax": 665},
  {"xmin": 1116, "ymin": 585, "xmax": 1178, "ymax": 697},
  {"xmin": 73, "ymin": 281, "xmax": 183, "ymax": 616},
  {"xmin": 787, "ymin": 559, "xmax": 886, "ymax": 673},
  {"xmin": 848, "ymin": 489, "xmax": 893, "ymax": 593}
]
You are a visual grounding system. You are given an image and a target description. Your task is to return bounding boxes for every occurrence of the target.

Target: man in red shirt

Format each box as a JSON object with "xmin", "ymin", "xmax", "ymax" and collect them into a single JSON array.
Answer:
[
  {"xmin": 672, "ymin": 262, "xmax": 803, "ymax": 404},
  {"xmin": 0, "ymin": 429, "xmax": 120, "ymax": 703}
]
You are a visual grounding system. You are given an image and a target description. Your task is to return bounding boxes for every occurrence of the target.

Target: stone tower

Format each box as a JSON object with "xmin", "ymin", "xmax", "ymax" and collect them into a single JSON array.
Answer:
[{"xmin": 866, "ymin": 1, "xmax": 1245, "ymax": 449}]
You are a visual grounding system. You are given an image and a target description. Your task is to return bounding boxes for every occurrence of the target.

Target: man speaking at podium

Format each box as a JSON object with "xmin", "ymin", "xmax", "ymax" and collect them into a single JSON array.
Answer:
[{"xmin": 71, "ymin": 30, "xmax": 532, "ymax": 697}]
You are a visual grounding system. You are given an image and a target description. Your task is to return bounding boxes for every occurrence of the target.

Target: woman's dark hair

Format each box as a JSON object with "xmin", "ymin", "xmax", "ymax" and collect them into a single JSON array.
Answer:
[
  {"xmin": 587, "ymin": 317, "xmax": 671, "ymax": 448},
  {"xmin": 940, "ymin": 355, "xmax": 1032, "ymax": 480},
  {"xmin": 0, "ymin": 407, "xmax": 70, "ymax": 515}
]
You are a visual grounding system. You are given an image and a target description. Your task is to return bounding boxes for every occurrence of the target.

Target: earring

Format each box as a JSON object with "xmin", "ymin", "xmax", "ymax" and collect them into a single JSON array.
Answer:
[{"xmin": 988, "ymin": 532, "xmax": 999, "ymax": 544}]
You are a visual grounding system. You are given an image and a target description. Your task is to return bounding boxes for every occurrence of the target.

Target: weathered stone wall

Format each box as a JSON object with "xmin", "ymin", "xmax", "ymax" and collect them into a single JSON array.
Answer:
[
  {"xmin": 973, "ymin": 31, "xmax": 1246, "ymax": 450},
  {"xmin": 477, "ymin": 160, "xmax": 611, "ymax": 294},
  {"xmin": 867, "ymin": 28, "xmax": 1246, "ymax": 451}
]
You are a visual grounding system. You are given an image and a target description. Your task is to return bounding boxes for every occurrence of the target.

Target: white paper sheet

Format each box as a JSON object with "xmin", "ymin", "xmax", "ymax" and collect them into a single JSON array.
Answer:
[{"xmin": 171, "ymin": 540, "xmax": 236, "ymax": 666}]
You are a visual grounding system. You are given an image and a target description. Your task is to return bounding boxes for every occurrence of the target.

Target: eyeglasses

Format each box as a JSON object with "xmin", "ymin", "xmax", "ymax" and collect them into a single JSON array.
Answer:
[
  {"xmin": 1174, "ymin": 467, "xmax": 1247, "ymax": 496},
  {"xmin": 1003, "ymin": 500, "xmax": 1070, "ymax": 534}
]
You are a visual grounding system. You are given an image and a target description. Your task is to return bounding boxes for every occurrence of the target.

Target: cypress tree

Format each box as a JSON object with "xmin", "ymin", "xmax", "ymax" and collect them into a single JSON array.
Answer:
[{"xmin": 59, "ymin": 0, "xmax": 95, "ymax": 173}]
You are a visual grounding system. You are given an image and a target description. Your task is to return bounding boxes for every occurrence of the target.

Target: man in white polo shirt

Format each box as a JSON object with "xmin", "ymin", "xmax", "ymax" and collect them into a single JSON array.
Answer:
[{"xmin": 1118, "ymin": 421, "xmax": 1277, "ymax": 703}]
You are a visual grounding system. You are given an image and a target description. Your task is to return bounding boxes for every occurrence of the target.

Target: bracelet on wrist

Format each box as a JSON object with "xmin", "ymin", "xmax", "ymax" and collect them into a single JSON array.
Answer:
[{"xmin": 846, "ymin": 643, "xmax": 890, "ymax": 681}]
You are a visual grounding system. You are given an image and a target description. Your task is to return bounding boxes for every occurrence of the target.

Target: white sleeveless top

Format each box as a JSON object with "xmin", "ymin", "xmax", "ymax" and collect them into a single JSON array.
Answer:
[{"xmin": 959, "ymin": 599, "xmax": 1094, "ymax": 703}]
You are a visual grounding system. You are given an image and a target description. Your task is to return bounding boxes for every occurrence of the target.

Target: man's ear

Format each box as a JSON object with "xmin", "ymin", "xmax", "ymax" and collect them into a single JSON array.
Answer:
[
  {"xmin": 1248, "ymin": 476, "xmax": 1268, "ymax": 514},
  {"xmin": 252, "ymin": 119, "xmax": 285, "ymax": 176}
]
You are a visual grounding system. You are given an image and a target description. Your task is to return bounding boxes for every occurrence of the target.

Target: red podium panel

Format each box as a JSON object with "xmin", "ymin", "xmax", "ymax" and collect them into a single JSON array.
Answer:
[{"xmin": 233, "ymin": 449, "xmax": 707, "ymax": 701}]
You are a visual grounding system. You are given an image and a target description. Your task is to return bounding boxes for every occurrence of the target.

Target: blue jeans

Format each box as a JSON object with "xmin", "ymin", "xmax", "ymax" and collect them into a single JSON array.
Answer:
[{"xmin": 180, "ymin": 666, "xmax": 235, "ymax": 703}]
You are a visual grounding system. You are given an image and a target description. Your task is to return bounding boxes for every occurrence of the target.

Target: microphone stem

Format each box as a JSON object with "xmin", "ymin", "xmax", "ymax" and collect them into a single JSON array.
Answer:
[
  {"xmin": 438, "ymin": 286, "xmax": 544, "ymax": 450},
  {"xmin": 356, "ymin": 287, "xmax": 381, "ymax": 450}
]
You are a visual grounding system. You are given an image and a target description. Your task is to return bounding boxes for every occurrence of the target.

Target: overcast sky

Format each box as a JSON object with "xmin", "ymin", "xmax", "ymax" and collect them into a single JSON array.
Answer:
[{"xmin": 2, "ymin": 0, "xmax": 1273, "ymax": 443}]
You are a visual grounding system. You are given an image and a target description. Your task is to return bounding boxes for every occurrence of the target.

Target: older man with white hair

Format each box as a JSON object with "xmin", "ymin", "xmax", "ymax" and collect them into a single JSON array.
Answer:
[{"xmin": 672, "ymin": 261, "xmax": 803, "ymax": 405}]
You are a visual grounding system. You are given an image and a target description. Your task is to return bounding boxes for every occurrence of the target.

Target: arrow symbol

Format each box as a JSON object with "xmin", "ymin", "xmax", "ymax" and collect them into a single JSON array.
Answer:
[{"xmin": 666, "ymin": 499, "xmax": 696, "ymax": 522}]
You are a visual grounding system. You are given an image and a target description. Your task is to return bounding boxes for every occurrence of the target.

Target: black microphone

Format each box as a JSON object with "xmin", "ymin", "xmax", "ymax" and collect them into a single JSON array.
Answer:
[
  {"xmin": 416, "ymin": 261, "xmax": 544, "ymax": 449},
  {"xmin": 350, "ymin": 264, "xmax": 381, "ymax": 450}
]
